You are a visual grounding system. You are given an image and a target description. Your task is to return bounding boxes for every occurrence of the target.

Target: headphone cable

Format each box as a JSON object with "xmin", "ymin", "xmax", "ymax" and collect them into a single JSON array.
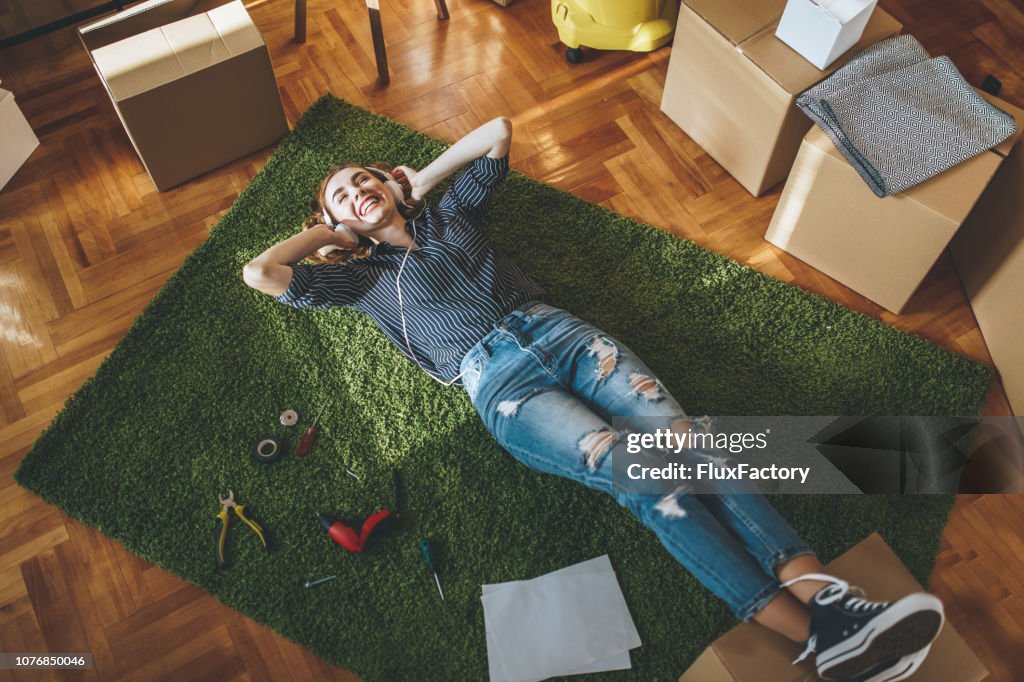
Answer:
[{"xmin": 395, "ymin": 215, "xmax": 466, "ymax": 388}]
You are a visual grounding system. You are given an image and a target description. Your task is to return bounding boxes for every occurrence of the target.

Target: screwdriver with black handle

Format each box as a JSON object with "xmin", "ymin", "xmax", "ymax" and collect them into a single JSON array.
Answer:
[
  {"xmin": 295, "ymin": 399, "xmax": 330, "ymax": 456},
  {"xmin": 419, "ymin": 538, "xmax": 444, "ymax": 601}
]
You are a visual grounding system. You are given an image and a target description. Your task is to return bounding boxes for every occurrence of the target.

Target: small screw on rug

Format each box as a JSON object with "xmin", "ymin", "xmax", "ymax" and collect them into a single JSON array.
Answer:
[{"xmin": 304, "ymin": 575, "xmax": 338, "ymax": 589}]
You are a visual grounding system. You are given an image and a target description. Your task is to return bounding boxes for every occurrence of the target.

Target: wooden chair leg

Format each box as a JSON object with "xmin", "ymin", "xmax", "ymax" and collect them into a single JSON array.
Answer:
[
  {"xmin": 368, "ymin": 3, "xmax": 389, "ymax": 85},
  {"xmin": 293, "ymin": 0, "xmax": 307, "ymax": 43}
]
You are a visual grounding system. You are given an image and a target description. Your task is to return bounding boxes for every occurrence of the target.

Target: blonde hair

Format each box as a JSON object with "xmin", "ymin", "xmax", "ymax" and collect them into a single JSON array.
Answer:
[{"xmin": 302, "ymin": 161, "xmax": 415, "ymax": 265}]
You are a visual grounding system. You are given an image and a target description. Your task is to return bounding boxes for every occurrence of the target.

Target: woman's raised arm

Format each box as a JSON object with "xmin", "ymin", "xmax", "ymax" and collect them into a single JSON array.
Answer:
[
  {"xmin": 399, "ymin": 117, "xmax": 512, "ymax": 200},
  {"xmin": 242, "ymin": 223, "xmax": 357, "ymax": 296}
]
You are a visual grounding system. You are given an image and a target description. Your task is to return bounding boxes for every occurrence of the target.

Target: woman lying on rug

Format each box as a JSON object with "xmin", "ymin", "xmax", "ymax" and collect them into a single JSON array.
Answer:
[{"xmin": 243, "ymin": 117, "xmax": 943, "ymax": 682}]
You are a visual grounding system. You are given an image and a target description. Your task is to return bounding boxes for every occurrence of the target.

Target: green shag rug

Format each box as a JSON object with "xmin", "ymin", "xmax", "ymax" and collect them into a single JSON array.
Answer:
[{"xmin": 16, "ymin": 94, "xmax": 990, "ymax": 681}]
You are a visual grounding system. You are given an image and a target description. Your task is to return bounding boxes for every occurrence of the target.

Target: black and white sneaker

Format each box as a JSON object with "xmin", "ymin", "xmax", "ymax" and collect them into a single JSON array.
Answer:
[{"xmin": 783, "ymin": 573, "xmax": 943, "ymax": 680}]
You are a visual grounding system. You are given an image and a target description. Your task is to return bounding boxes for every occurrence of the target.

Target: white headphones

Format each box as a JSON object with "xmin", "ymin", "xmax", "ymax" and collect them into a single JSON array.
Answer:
[{"xmin": 321, "ymin": 166, "xmax": 407, "ymax": 229}]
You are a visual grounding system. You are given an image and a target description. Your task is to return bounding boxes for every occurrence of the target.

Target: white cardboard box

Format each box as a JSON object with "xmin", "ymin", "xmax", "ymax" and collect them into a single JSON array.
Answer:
[
  {"xmin": 77, "ymin": 0, "xmax": 288, "ymax": 191},
  {"xmin": 775, "ymin": 0, "xmax": 877, "ymax": 69},
  {"xmin": 0, "ymin": 88, "xmax": 40, "ymax": 192}
]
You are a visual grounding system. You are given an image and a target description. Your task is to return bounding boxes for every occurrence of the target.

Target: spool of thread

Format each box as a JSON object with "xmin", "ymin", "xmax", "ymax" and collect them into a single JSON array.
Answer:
[{"xmin": 253, "ymin": 435, "xmax": 283, "ymax": 464}]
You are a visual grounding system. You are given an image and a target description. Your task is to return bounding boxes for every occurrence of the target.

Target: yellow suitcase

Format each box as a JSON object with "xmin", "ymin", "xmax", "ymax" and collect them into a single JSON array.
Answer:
[{"xmin": 551, "ymin": 0, "xmax": 678, "ymax": 63}]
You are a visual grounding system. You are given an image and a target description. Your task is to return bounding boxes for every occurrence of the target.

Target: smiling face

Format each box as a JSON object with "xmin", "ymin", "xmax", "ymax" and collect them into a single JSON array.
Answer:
[{"xmin": 321, "ymin": 166, "xmax": 396, "ymax": 232}]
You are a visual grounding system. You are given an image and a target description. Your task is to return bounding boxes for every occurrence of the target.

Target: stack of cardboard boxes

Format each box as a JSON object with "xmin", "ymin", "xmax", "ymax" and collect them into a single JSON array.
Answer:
[
  {"xmin": 659, "ymin": 0, "xmax": 900, "ymax": 197},
  {"xmin": 660, "ymin": 2, "xmax": 1017, "ymax": 676},
  {"xmin": 661, "ymin": 0, "xmax": 1024, "ymax": 432}
]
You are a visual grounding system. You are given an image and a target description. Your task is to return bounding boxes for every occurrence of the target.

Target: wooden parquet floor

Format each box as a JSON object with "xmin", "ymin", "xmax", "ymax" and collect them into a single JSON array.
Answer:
[{"xmin": 1, "ymin": 0, "xmax": 1023, "ymax": 679}]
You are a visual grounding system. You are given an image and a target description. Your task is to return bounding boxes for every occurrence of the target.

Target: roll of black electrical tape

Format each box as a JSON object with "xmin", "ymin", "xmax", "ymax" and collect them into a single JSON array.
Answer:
[{"xmin": 253, "ymin": 435, "xmax": 283, "ymax": 464}]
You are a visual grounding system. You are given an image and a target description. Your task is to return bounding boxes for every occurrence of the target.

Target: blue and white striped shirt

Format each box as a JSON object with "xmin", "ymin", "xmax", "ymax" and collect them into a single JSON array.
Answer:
[{"xmin": 275, "ymin": 153, "xmax": 545, "ymax": 382}]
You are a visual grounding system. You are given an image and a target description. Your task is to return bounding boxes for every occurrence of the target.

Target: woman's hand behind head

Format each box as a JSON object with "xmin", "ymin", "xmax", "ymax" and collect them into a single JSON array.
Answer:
[
  {"xmin": 329, "ymin": 221, "xmax": 361, "ymax": 249},
  {"xmin": 391, "ymin": 165, "xmax": 423, "ymax": 202},
  {"xmin": 299, "ymin": 219, "xmax": 364, "ymax": 264}
]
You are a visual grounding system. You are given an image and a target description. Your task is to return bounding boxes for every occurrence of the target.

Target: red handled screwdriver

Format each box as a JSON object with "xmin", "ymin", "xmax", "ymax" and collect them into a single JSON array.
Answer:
[{"xmin": 296, "ymin": 399, "xmax": 330, "ymax": 456}]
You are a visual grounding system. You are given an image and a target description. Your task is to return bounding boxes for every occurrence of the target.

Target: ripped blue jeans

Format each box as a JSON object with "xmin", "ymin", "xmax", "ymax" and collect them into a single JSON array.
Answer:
[{"xmin": 460, "ymin": 301, "xmax": 813, "ymax": 621}]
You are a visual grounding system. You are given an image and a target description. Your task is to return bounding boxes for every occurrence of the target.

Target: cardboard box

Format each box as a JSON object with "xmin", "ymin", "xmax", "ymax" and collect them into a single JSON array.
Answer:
[
  {"xmin": 660, "ymin": 0, "xmax": 900, "ymax": 197},
  {"xmin": 0, "ymin": 87, "xmax": 40, "ymax": 192},
  {"xmin": 679, "ymin": 533, "xmax": 989, "ymax": 682},
  {"xmin": 77, "ymin": 0, "xmax": 289, "ymax": 192},
  {"xmin": 765, "ymin": 94, "xmax": 1024, "ymax": 313},
  {"xmin": 775, "ymin": 0, "xmax": 877, "ymax": 69},
  {"xmin": 951, "ymin": 140, "xmax": 1024, "ymax": 420}
]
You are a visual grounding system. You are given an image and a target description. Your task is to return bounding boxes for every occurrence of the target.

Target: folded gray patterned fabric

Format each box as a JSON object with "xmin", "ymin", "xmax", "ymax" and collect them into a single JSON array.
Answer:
[{"xmin": 796, "ymin": 35, "xmax": 1017, "ymax": 197}]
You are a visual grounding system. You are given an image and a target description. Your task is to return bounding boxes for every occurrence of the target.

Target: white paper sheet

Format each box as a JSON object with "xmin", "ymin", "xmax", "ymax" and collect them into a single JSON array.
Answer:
[{"xmin": 481, "ymin": 555, "xmax": 641, "ymax": 682}]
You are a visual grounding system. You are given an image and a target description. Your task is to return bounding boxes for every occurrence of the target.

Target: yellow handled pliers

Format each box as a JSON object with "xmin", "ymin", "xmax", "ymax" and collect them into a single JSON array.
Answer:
[{"xmin": 215, "ymin": 490, "xmax": 269, "ymax": 568}]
